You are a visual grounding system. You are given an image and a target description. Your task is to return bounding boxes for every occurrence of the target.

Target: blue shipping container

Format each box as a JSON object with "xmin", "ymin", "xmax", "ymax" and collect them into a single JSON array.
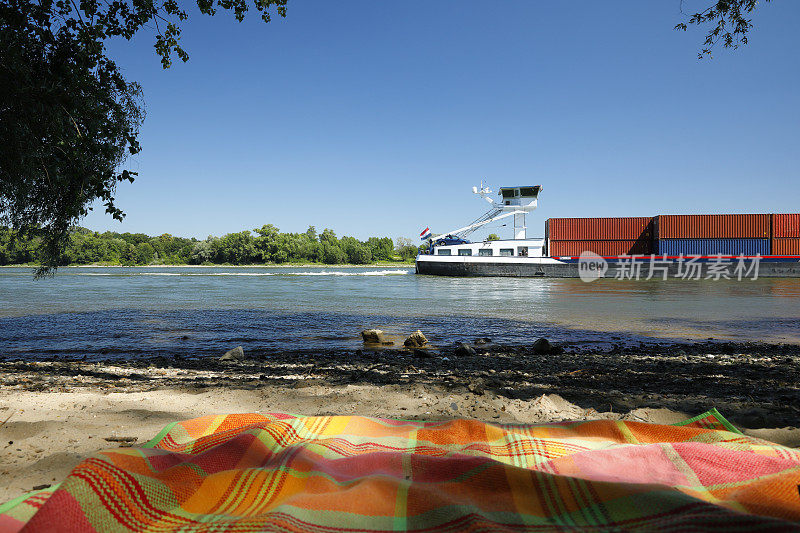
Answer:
[{"xmin": 655, "ymin": 239, "xmax": 770, "ymax": 256}]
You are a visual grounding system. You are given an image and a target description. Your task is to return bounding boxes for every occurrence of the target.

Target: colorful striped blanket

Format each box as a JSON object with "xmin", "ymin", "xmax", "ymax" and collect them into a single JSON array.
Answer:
[{"xmin": 1, "ymin": 409, "xmax": 799, "ymax": 532}]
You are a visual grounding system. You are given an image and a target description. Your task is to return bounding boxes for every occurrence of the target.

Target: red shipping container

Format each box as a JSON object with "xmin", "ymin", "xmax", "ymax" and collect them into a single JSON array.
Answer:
[
  {"xmin": 656, "ymin": 214, "xmax": 770, "ymax": 239},
  {"xmin": 772, "ymin": 214, "xmax": 800, "ymax": 238},
  {"xmin": 771, "ymin": 238, "xmax": 800, "ymax": 256},
  {"xmin": 548, "ymin": 239, "xmax": 652, "ymax": 257},
  {"xmin": 547, "ymin": 217, "xmax": 653, "ymax": 240}
]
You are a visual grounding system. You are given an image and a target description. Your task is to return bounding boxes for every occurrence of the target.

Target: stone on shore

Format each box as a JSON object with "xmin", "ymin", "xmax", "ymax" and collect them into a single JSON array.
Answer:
[
  {"xmin": 532, "ymin": 338, "xmax": 562, "ymax": 355},
  {"xmin": 468, "ymin": 377, "xmax": 487, "ymax": 395},
  {"xmin": 361, "ymin": 329, "xmax": 385, "ymax": 344},
  {"xmin": 404, "ymin": 330, "xmax": 428, "ymax": 348},
  {"xmin": 413, "ymin": 348, "xmax": 434, "ymax": 359},
  {"xmin": 454, "ymin": 343, "xmax": 477, "ymax": 357},
  {"xmin": 220, "ymin": 346, "xmax": 245, "ymax": 361}
]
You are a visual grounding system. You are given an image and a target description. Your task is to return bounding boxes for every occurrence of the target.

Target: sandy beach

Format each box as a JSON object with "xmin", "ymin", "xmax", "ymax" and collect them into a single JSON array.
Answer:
[
  {"xmin": 0, "ymin": 385, "xmax": 617, "ymax": 502},
  {"xmin": 2, "ymin": 340, "xmax": 799, "ymax": 503}
]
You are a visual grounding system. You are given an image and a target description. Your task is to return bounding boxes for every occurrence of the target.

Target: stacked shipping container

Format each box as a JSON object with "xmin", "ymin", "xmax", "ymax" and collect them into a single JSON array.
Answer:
[
  {"xmin": 772, "ymin": 214, "xmax": 800, "ymax": 255},
  {"xmin": 548, "ymin": 240, "xmax": 651, "ymax": 257},
  {"xmin": 655, "ymin": 214, "xmax": 771, "ymax": 256},
  {"xmin": 655, "ymin": 214, "xmax": 770, "ymax": 239},
  {"xmin": 546, "ymin": 217, "xmax": 653, "ymax": 257},
  {"xmin": 656, "ymin": 238, "xmax": 770, "ymax": 256},
  {"xmin": 545, "ymin": 213, "xmax": 800, "ymax": 257}
]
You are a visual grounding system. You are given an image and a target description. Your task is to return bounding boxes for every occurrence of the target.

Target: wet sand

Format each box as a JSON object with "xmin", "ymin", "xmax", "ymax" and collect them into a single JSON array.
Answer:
[{"xmin": 1, "ymin": 339, "xmax": 799, "ymax": 503}]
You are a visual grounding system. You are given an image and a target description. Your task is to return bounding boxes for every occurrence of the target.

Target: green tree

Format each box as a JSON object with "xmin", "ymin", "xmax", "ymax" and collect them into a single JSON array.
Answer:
[
  {"xmin": 304, "ymin": 226, "xmax": 317, "ymax": 242},
  {"xmin": 0, "ymin": 228, "xmax": 13, "ymax": 264},
  {"xmin": 0, "ymin": 227, "xmax": 39, "ymax": 264},
  {"xmin": 298, "ymin": 234, "xmax": 320, "ymax": 262},
  {"xmin": 319, "ymin": 228, "xmax": 338, "ymax": 244},
  {"xmin": 217, "ymin": 231, "xmax": 256, "ymax": 264},
  {"xmin": 350, "ymin": 245, "xmax": 372, "ymax": 264},
  {"xmin": 366, "ymin": 237, "xmax": 394, "ymax": 261},
  {"xmin": 395, "ymin": 236, "xmax": 417, "ymax": 261},
  {"xmin": 170, "ymin": 242, "xmax": 194, "ymax": 264},
  {"xmin": 340, "ymin": 236, "xmax": 372, "ymax": 264},
  {"xmin": 320, "ymin": 242, "xmax": 346, "ymax": 264},
  {"xmin": 0, "ymin": 0, "xmax": 287, "ymax": 275},
  {"xmin": 276, "ymin": 233, "xmax": 303, "ymax": 262},
  {"xmin": 133, "ymin": 242, "xmax": 155, "ymax": 264},
  {"xmin": 272, "ymin": 250, "xmax": 288, "ymax": 263},
  {"xmin": 190, "ymin": 240, "xmax": 214, "ymax": 264},
  {"xmin": 118, "ymin": 232, "xmax": 151, "ymax": 246},
  {"xmin": 253, "ymin": 224, "xmax": 280, "ymax": 262},
  {"xmin": 486, "ymin": 234, "xmax": 500, "ymax": 241}
]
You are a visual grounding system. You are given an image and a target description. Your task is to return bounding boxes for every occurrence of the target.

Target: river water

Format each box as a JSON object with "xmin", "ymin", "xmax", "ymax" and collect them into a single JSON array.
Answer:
[{"xmin": 1, "ymin": 266, "xmax": 799, "ymax": 360}]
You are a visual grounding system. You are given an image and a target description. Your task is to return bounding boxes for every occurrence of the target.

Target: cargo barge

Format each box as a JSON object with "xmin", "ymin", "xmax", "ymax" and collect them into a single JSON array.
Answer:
[{"xmin": 414, "ymin": 185, "xmax": 800, "ymax": 279}]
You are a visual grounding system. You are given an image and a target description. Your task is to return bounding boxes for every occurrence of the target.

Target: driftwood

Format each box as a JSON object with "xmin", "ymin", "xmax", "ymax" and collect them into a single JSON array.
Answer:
[
  {"xmin": 104, "ymin": 436, "xmax": 138, "ymax": 447},
  {"xmin": 0, "ymin": 411, "xmax": 14, "ymax": 430}
]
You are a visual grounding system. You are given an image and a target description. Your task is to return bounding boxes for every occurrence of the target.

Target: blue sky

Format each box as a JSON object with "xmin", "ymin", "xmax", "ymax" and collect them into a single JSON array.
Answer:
[{"xmin": 83, "ymin": 1, "xmax": 800, "ymax": 242}]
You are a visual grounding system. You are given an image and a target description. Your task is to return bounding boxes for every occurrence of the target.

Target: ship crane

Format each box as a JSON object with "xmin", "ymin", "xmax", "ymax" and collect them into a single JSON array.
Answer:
[{"xmin": 429, "ymin": 184, "xmax": 542, "ymax": 243}]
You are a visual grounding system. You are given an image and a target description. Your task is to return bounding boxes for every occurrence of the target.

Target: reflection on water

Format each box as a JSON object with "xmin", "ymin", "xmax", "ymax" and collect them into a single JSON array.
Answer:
[{"xmin": 1, "ymin": 266, "xmax": 799, "ymax": 359}]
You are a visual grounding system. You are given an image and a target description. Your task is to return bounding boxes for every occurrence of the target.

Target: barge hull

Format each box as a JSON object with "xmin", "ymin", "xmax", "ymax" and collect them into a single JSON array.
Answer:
[{"xmin": 415, "ymin": 257, "xmax": 800, "ymax": 278}]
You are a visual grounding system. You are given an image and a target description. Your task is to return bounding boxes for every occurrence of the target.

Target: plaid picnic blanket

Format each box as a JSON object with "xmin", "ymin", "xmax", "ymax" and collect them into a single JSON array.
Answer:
[{"xmin": 1, "ymin": 409, "xmax": 799, "ymax": 532}]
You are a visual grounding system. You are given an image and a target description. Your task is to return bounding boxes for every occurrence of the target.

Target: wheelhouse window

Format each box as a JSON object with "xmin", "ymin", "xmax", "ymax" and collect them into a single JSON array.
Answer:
[
  {"xmin": 458, "ymin": 249, "xmax": 472, "ymax": 256},
  {"xmin": 478, "ymin": 249, "xmax": 493, "ymax": 256},
  {"xmin": 437, "ymin": 249, "xmax": 451, "ymax": 256},
  {"xmin": 519, "ymin": 187, "xmax": 536, "ymax": 197},
  {"xmin": 501, "ymin": 189, "xmax": 515, "ymax": 199},
  {"xmin": 499, "ymin": 248, "xmax": 514, "ymax": 257}
]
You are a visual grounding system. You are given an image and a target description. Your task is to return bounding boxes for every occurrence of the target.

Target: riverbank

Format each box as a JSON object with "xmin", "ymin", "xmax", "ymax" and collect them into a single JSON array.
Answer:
[
  {"xmin": 0, "ymin": 261, "xmax": 415, "ymax": 269},
  {"xmin": 1, "ymin": 340, "xmax": 798, "ymax": 502}
]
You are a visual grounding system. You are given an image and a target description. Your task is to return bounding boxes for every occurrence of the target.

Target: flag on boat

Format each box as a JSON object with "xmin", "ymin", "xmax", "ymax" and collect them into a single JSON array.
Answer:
[{"xmin": 420, "ymin": 227, "xmax": 432, "ymax": 240}]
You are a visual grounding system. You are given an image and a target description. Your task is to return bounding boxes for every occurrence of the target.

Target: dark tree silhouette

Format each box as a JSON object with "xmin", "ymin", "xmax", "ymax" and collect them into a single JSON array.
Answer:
[
  {"xmin": 0, "ymin": 0, "xmax": 287, "ymax": 275},
  {"xmin": 675, "ymin": 0, "xmax": 772, "ymax": 58}
]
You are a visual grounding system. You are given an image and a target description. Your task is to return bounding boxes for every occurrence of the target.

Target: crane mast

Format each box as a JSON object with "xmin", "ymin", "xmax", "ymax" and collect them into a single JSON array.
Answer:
[{"xmin": 426, "ymin": 184, "xmax": 542, "ymax": 242}]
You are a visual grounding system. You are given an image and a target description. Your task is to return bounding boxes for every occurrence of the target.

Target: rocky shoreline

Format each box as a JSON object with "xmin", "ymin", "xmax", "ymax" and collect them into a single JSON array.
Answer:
[
  {"xmin": 2, "ymin": 337, "xmax": 799, "ymax": 502},
  {"xmin": 2, "ymin": 338, "xmax": 798, "ymax": 428}
]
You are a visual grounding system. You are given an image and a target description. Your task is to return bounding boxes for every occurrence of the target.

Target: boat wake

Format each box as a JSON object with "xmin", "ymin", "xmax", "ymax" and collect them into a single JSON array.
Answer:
[{"xmin": 75, "ymin": 269, "xmax": 412, "ymax": 277}]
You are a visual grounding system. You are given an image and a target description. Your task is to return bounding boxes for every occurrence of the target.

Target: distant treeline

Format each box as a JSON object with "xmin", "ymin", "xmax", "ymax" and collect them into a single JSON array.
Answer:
[{"xmin": 0, "ymin": 225, "xmax": 422, "ymax": 266}]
